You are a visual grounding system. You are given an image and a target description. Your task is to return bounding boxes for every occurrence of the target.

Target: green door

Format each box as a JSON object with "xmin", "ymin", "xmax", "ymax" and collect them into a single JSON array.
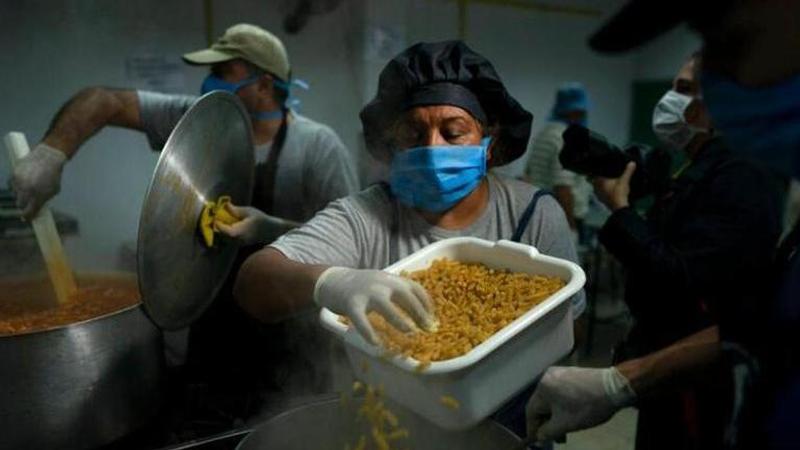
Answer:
[{"xmin": 629, "ymin": 80, "xmax": 672, "ymax": 147}]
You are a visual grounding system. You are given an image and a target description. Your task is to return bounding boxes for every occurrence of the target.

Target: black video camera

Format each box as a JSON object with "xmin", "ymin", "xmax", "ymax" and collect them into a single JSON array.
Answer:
[{"xmin": 560, "ymin": 124, "xmax": 673, "ymax": 201}]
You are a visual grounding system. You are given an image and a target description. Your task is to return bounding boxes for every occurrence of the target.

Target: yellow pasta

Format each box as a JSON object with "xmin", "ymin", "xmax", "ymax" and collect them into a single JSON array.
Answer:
[
  {"xmin": 370, "ymin": 259, "xmax": 565, "ymax": 365},
  {"xmin": 440, "ymin": 395, "xmax": 461, "ymax": 410},
  {"xmin": 345, "ymin": 384, "xmax": 409, "ymax": 450}
]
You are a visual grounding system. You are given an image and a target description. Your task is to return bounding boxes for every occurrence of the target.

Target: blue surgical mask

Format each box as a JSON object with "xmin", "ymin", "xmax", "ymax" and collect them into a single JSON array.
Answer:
[
  {"xmin": 201, "ymin": 74, "xmax": 310, "ymax": 122},
  {"xmin": 202, "ymin": 73, "xmax": 281, "ymax": 121},
  {"xmin": 389, "ymin": 138, "xmax": 489, "ymax": 212},
  {"xmin": 200, "ymin": 74, "xmax": 259, "ymax": 95},
  {"xmin": 701, "ymin": 71, "xmax": 800, "ymax": 178}
]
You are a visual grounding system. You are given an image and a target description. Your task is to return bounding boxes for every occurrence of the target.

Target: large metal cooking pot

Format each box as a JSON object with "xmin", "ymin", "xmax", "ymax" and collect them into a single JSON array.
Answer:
[
  {"xmin": 237, "ymin": 396, "xmax": 522, "ymax": 450},
  {"xmin": 0, "ymin": 91, "xmax": 254, "ymax": 449},
  {"xmin": 0, "ymin": 273, "xmax": 163, "ymax": 450}
]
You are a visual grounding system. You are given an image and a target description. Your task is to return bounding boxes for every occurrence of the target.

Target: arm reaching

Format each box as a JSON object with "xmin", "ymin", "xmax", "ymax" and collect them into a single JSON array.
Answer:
[
  {"xmin": 215, "ymin": 202, "xmax": 301, "ymax": 245},
  {"xmin": 42, "ymin": 87, "xmax": 142, "ymax": 157},
  {"xmin": 11, "ymin": 88, "xmax": 141, "ymax": 218},
  {"xmin": 234, "ymin": 247, "xmax": 326, "ymax": 323},
  {"xmin": 616, "ymin": 325, "xmax": 720, "ymax": 396},
  {"xmin": 526, "ymin": 326, "xmax": 720, "ymax": 442},
  {"xmin": 233, "ymin": 247, "xmax": 435, "ymax": 344}
]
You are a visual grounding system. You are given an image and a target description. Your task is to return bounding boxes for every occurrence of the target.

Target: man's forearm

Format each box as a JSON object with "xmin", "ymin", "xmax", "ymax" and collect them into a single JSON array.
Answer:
[
  {"xmin": 617, "ymin": 326, "xmax": 720, "ymax": 398},
  {"xmin": 43, "ymin": 87, "xmax": 141, "ymax": 157},
  {"xmin": 233, "ymin": 247, "xmax": 328, "ymax": 323}
]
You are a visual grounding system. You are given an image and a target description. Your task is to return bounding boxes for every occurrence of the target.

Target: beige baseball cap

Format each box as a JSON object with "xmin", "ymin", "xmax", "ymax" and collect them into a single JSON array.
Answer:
[{"xmin": 183, "ymin": 23, "xmax": 290, "ymax": 81}]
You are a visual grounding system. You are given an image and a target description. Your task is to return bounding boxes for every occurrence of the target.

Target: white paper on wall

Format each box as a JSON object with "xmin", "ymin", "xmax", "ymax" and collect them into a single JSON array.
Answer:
[{"xmin": 125, "ymin": 55, "xmax": 186, "ymax": 93}]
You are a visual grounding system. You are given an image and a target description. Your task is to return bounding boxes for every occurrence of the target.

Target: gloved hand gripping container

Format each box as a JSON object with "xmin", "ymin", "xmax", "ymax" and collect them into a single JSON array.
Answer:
[{"xmin": 320, "ymin": 237, "xmax": 586, "ymax": 430}]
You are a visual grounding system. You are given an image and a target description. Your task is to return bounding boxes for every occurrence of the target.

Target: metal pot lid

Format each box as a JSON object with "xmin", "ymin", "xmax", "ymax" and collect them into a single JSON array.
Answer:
[{"xmin": 137, "ymin": 91, "xmax": 254, "ymax": 330}]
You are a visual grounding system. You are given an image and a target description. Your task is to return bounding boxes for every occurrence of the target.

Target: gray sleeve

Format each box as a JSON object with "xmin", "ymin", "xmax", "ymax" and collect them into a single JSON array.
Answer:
[
  {"xmin": 269, "ymin": 197, "xmax": 363, "ymax": 268},
  {"xmin": 526, "ymin": 195, "xmax": 587, "ymax": 317},
  {"xmin": 137, "ymin": 91, "xmax": 197, "ymax": 151},
  {"xmin": 304, "ymin": 126, "xmax": 360, "ymax": 212}
]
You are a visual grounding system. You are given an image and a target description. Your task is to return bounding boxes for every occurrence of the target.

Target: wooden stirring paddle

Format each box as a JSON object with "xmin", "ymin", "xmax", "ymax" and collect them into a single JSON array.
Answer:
[{"xmin": 5, "ymin": 132, "xmax": 77, "ymax": 305}]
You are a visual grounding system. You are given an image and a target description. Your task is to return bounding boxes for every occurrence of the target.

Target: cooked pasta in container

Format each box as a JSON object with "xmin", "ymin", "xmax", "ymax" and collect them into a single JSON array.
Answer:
[
  {"xmin": 320, "ymin": 238, "xmax": 586, "ymax": 430},
  {"xmin": 368, "ymin": 259, "xmax": 565, "ymax": 365}
]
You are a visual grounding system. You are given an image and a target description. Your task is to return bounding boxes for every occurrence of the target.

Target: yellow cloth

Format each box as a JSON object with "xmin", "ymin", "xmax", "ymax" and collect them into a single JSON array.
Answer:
[{"xmin": 199, "ymin": 196, "xmax": 240, "ymax": 247}]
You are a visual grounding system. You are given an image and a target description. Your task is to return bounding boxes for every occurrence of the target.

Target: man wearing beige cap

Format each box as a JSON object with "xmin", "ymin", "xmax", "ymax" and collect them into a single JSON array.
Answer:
[
  {"xmin": 9, "ymin": 23, "xmax": 358, "ymax": 421},
  {"xmin": 11, "ymin": 23, "xmax": 358, "ymax": 242}
]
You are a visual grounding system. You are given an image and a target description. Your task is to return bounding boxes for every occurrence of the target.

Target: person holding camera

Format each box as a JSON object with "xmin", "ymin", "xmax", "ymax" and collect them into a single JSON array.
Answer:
[{"xmin": 525, "ymin": 52, "xmax": 784, "ymax": 449}]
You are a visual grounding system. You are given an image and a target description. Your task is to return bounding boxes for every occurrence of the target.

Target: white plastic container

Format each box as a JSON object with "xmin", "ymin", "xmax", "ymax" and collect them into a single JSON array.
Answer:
[{"xmin": 319, "ymin": 237, "xmax": 586, "ymax": 430}]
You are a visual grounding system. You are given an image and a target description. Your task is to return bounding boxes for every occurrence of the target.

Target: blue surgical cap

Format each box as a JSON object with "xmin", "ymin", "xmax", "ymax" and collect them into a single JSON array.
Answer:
[{"xmin": 551, "ymin": 82, "xmax": 590, "ymax": 118}]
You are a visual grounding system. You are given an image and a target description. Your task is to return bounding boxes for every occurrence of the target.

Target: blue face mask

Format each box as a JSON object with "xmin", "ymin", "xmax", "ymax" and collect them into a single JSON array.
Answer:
[
  {"xmin": 389, "ymin": 138, "xmax": 489, "ymax": 212},
  {"xmin": 200, "ymin": 74, "xmax": 259, "ymax": 95},
  {"xmin": 701, "ymin": 71, "xmax": 800, "ymax": 178},
  {"xmin": 201, "ymin": 74, "xmax": 311, "ymax": 122}
]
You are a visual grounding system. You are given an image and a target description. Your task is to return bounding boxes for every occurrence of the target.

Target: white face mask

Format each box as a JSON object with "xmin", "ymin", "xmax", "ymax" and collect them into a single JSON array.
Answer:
[{"xmin": 652, "ymin": 90, "xmax": 706, "ymax": 150}]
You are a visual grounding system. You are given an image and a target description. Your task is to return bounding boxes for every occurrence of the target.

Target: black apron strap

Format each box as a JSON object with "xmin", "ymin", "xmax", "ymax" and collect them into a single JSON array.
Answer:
[
  {"xmin": 253, "ymin": 113, "xmax": 290, "ymax": 213},
  {"xmin": 511, "ymin": 189, "xmax": 553, "ymax": 243}
]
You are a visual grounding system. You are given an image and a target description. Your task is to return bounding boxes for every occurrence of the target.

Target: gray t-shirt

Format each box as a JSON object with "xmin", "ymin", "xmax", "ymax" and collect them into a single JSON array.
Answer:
[
  {"xmin": 271, "ymin": 173, "xmax": 586, "ymax": 316},
  {"xmin": 137, "ymin": 91, "xmax": 358, "ymax": 222}
]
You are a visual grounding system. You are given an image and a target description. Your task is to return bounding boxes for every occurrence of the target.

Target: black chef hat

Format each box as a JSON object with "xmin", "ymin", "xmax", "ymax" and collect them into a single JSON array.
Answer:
[{"xmin": 360, "ymin": 40, "xmax": 533, "ymax": 166}]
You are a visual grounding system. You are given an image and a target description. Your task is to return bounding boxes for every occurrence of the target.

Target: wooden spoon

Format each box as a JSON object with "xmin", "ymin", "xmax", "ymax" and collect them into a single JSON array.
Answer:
[{"xmin": 5, "ymin": 132, "xmax": 77, "ymax": 305}]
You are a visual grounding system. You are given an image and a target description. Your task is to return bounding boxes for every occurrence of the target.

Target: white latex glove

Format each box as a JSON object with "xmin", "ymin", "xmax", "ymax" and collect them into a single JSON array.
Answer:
[
  {"xmin": 11, "ymin": 143, "xmax": 67, "ymax": 219},
  {"xmin": 215, "ymin": 203, "xmax": 299, "ymax": 245},
  {"xmin": 313, "ymin": 267, "xmax": 436, "ymax": 345},
  {"xmin": 526, "ymin": 366, "xmax": 636, "ymax": 442}
]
